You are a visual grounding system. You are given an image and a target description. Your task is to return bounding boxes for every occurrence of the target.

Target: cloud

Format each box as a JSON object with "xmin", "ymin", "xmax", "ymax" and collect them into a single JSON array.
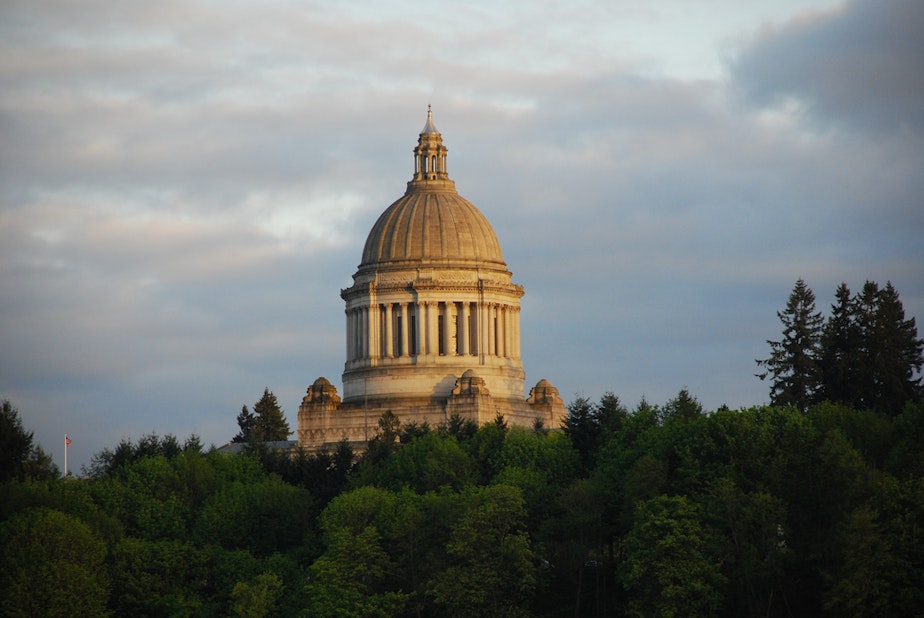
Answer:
[{"xmin": 729, "ymin": 0, "xmax": 924, "ymax": 136}]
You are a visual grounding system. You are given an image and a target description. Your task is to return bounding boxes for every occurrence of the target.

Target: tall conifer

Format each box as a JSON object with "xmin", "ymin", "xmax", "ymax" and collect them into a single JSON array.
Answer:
[
  {"xmin": 756, "ymin": 278, "xmax": 823, "ymax": 412},
  {"xmin": 818, "ymin": 283, "xmax": 861, "ymax": 406},
  {"xmin": 866, "ymin": 281, "xmax": 923, "ymax": 413}
]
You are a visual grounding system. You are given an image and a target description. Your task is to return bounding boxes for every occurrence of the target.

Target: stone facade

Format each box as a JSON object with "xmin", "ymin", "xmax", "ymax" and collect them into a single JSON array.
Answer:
[{"xmin": 298, "ymin": 108, "xmax": 565, "ymax": 451}]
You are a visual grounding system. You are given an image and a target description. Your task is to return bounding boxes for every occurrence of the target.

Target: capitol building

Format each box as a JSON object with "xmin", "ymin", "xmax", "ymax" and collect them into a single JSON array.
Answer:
[{"xmin": 297, "ymin": 108, "xmax": 565, "ymax": 451}]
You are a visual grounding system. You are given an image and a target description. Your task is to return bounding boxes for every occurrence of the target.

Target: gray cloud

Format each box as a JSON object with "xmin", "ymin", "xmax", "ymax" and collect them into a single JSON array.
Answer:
[{"xmin": 729, "ymin": 0, "xmax": 924, "ymax": 135}]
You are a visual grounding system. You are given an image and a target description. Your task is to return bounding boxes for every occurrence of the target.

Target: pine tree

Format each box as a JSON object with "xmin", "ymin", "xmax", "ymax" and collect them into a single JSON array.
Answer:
[
  {"xmin": 233, "ymin": 389, "xmax": 292, "ymax": 443},
  {"xmin": 818, "ymin": 283, "xmax": 861, "ymax": 406},
  {"xmin": 866, "ymin": 281, "xmax": 923, "ymax": 414},
  {"xmin": 756, "ymin": 278, "xmax": 824, "ymax": 412},
  {"xmin": 852, "ymin": 281, "xmax": 880, "ymax": 411},
  {"xmin": 563, "ymin": 396, "xmax": 596, "ymax": 472},
  {"xmin": 252, "ymin": 388, "xmax": 292, "ymax": 442},
  {"xmin": 232, "ymin": 405, "xmax": 256, "ymax": 443}
]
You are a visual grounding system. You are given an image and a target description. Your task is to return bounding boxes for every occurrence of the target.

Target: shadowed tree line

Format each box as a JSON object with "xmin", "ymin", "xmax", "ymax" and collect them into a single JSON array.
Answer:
[
  {"xmin": 3, "ymin": 384, "xmax": 924, "ymax": 616},
  {"xmin": 757, "ymin": 279, "xmax": 923, "ymax": 414}
]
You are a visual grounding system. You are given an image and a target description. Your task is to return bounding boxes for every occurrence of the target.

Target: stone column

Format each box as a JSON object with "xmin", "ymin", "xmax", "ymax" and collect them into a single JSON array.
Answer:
[
  {"xmin": 504, "ymin": 305, "xmax": 512, "ymax": 359},
  {"xmin": 487, "ymin": 304, "xmax": 496, "ymax": 357},
  {"xmin": 345, "ymin": 308, "xmax": 352, "ymax": 362},
  {"xmin": 399, "ymin": 303, "xmax": 409, "ymax": 357},
  {"xmin": 426, "ymin": 301, "xmax": 438, "ymax": 357},
  {"xmin": 513, "ymin": 306, "xmax": 521, "ymax": 359},
  {"xmin": 499, "ymin": 305, "xmax": 507, "ymax": 358},
  {"xmin": 441, "ymin": 302, "xmax": 452, "ymax": 355},
  {"xmin": 416, "ymin": 302, "xmax": 425, "ymax": 355},
  {"xmin": 383, "ymin": 303, "xmax": 394, "ymax": 357},
  {"xmin": 459, "ymin": 302, "xmax": 470, "ymax": 356},
  {"xmin": 361, "ymin": 306, "xmax": 369, "ymax": 359}
]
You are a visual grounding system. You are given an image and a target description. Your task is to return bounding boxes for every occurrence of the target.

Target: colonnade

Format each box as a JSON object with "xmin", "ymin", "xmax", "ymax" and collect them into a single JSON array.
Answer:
[{"xmin": 346, "ymin": 300, "xmax": 520, "ymax": 363}]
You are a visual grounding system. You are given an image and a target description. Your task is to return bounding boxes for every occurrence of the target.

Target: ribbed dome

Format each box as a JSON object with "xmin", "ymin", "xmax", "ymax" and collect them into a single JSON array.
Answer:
[
  {"xmin": 358, "ymin": 107, "xmax": 506, "ymax": 270},
  {"xmin": 360, "ymin": 186, "xmax": 505, "ymax": 267}
]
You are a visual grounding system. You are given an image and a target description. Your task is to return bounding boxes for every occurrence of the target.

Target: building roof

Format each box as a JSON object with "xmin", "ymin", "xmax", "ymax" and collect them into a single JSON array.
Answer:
[{"xmin": 359, "ymin": 108, "xmax": 506, "ymax": 269}]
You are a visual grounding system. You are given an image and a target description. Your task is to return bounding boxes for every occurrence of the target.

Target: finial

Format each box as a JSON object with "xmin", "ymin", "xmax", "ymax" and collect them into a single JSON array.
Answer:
[{"xmin": 421, "ymin": 104, "xmax": 439, "ymax": 135}]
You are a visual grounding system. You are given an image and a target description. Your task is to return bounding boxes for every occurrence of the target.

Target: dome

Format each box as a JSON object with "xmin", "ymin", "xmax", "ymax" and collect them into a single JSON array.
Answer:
[
  {"xmin": 360, "ymin": 188, "xmax": 505, "ymax": 267},
  {"xmin": 358, "ymin": 106, "xmax": 506, "ymax": 271}
]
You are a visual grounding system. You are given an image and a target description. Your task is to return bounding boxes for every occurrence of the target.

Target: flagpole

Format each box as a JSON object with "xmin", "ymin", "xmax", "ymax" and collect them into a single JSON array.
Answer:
[{"xmin": 64, "ymin": 434, "xmax": 69, "ymax": 479}]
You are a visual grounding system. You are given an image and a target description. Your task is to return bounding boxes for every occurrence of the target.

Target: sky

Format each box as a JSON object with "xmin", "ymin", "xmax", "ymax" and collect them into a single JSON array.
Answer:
[{"xmin": 2, "ymin": 0, "xmax": 922, "ymax": 472}]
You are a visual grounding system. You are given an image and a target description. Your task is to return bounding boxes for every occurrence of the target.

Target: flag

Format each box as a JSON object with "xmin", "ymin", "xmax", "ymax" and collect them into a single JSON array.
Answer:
[{"xmin": 65, "ymin": 435, "xmax": 71, "ymax": 446}]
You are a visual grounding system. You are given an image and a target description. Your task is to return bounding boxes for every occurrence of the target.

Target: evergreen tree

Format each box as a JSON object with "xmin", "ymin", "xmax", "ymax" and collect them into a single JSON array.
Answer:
[
  {"xmin": 234, "ymin": 389, "xmax": 292, "ymax": 443},
  {"xmin": 0, "ymin": 399, "xmax": 60, "ymax": 482},
  {"xmin": 853, "ymin": 281, "xmax": 881, "ymax": 411},
  {"xmin": 233, "ymin": 406, "xmax": 257, "ymax": 443},
  {"xmin": 866, "ymin": 281, "xmax": 923, "ymax": 413},
  {"xmin": 252, "ymin": 388, "xmax": 292, "ymax": 442},
  {"xmin": 818, "ymin": 280, "xmax": 923, "ymax": 412},
  {"xmin": 757, "ymin": 278, "xmax": 824, "ymax": 412},
  {"xmin": 660, "ymin": 387, "xmax": 704, "ymax": 424},
  {"xmin": 563, "ymin": 396, "xmax": 596, "ymax": 473},
  {"xmin": 595, "ymin": 391, "xmax": 628, "ymax": 437},
  {"xmin": 818, "ymin": 283, "xmax": 860, "ymax": 406},
  {"xmin": 1, "ymin": 399, "xmax": 36, "ymax": 483}
]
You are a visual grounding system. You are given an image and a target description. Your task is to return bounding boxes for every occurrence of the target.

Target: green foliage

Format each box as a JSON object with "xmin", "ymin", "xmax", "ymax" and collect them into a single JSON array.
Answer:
[
  {"xmin": 307, "ymin": 486, "xmax": 409, "ymax": 617},
  {"xmin": 230, "ymin": 571, "xmax": 284, "ymax": 618},
  {"xmin": 0, "ymin": 399, "xmax": 59, "ymax": 483},
  {"xmin": 427, "ymin": 485, "xmax": 537, "ymax": 617},
  {"xmin": 854, "ymin": 281, "xmax": 924, "ymax": 413},
  {"xmin": 620, "ymin": 495, "xmax": 726, "ymax": 618},
  {"xmin": 757, "ymin": 278, "xmax": 824, "ymax": 412},
  {"xmin": 195, "ymin": 478, "xmax": 315, "ymax": 556},
  {"xmin": 84, "ymin": 431, "xmax": 201, "ymax": 478},
  {"xmin": 564, "ymin": 392, "xmax": 630, "ymax": 473},
  {"xmin": 375, "ymin": 430, "xmax": 473, "ymax": 493},
  {"xmin": 233, "ymin": 388, "xmax": 292, "ymax": 443},
  {"xmin": 0, "ymin": 399, "xmax": 34, "ymax": 484},
  {"xmin": 5, "ymin": 386, "xmax": 924, "ymax": 616},
  {"xmin": 661, "ymin": 387, "xmax": 704, "ymax": 424},
  {"xmin": 819, "ymin": 282, "xmax": 861, "ymax": 405},
  {"xmin": 0, "ymin": 507, "xmax": 111, "ymax": 617},
  {"xmin": 763, "ymin": 279, "xmax": 923, "ymax": 415},
  {"xmin": 463, "ymin": 414, "xmax": 510, "ymax": 484},
  {"xmin": 108, "ymin": 537, "xmax": 213, "ymax": 616},
  {"xmin": 252, "ymin": 440, "xmax": 354, "ymax": 506}
]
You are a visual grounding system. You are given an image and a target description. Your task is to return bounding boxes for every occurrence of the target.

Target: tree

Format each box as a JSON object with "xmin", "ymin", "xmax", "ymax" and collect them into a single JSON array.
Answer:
[
  {"xmin": 0, "ymin": 508, "xmax": 111, "ymax": 617},
  {"xmin": 306, "ymin": 487, "xmax": 409, "ymax": 617},
  {"xmin": 1, "ymin": 399, "xmax": 34, "ymax": 483},
  {"xmin": 0, "ymin": 399, "xmax": 59, "ymax": 482},
  {"xmin": 661, "ymin": 387, "xmax": 704, "ymax": 425},
  {"xmin": 596, "ymin": 391, "xmax": 629, "ymax": 437},
  {"xmin": 864, "ymin": 282, "xmax": 923, "ymax": 413},
  {"xmin": 428, "ymin": 485, "xmax": 537, "ymax": 617},
  {"xmin": 757, "ymin": 278, "xmax": 824, "ymax": 412},
  {"xmin": 818, "ymin": 283, "xmax": 860, "ymax": 406},
  {"xmin": 234, "ymin": 388, "xmax": 291, "ymax": 443},
  {"xmin": 233, "ymin": 406, "xmax": 256, "ymax": 443},
  {"xmin": 230, "ymin": 571, "xmax": 284, "ymax": 618},
  {"xmin": 84, "ymin": 432, "xmax": 191, "ymax": 478},
  {"xmin": 820, "ymin": 281, "xmax": 924, "ymax": 413},
  {"xmin": 620, "ymin": 495, "xmax": 726, "ymax": 618},
  {"xmin": 563, "ymin": 396, "xmax": 598, "ymax": 473}
]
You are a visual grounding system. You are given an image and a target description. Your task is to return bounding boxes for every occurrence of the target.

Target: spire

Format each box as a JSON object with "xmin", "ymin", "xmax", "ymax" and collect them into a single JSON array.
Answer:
[
  {"xmin": 421, "ymin": 104, "xmax": 439, "ymax": 135},
  {"xmin": 411, "ymin": 106, "xmax": 452, "ymax": 186}
]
